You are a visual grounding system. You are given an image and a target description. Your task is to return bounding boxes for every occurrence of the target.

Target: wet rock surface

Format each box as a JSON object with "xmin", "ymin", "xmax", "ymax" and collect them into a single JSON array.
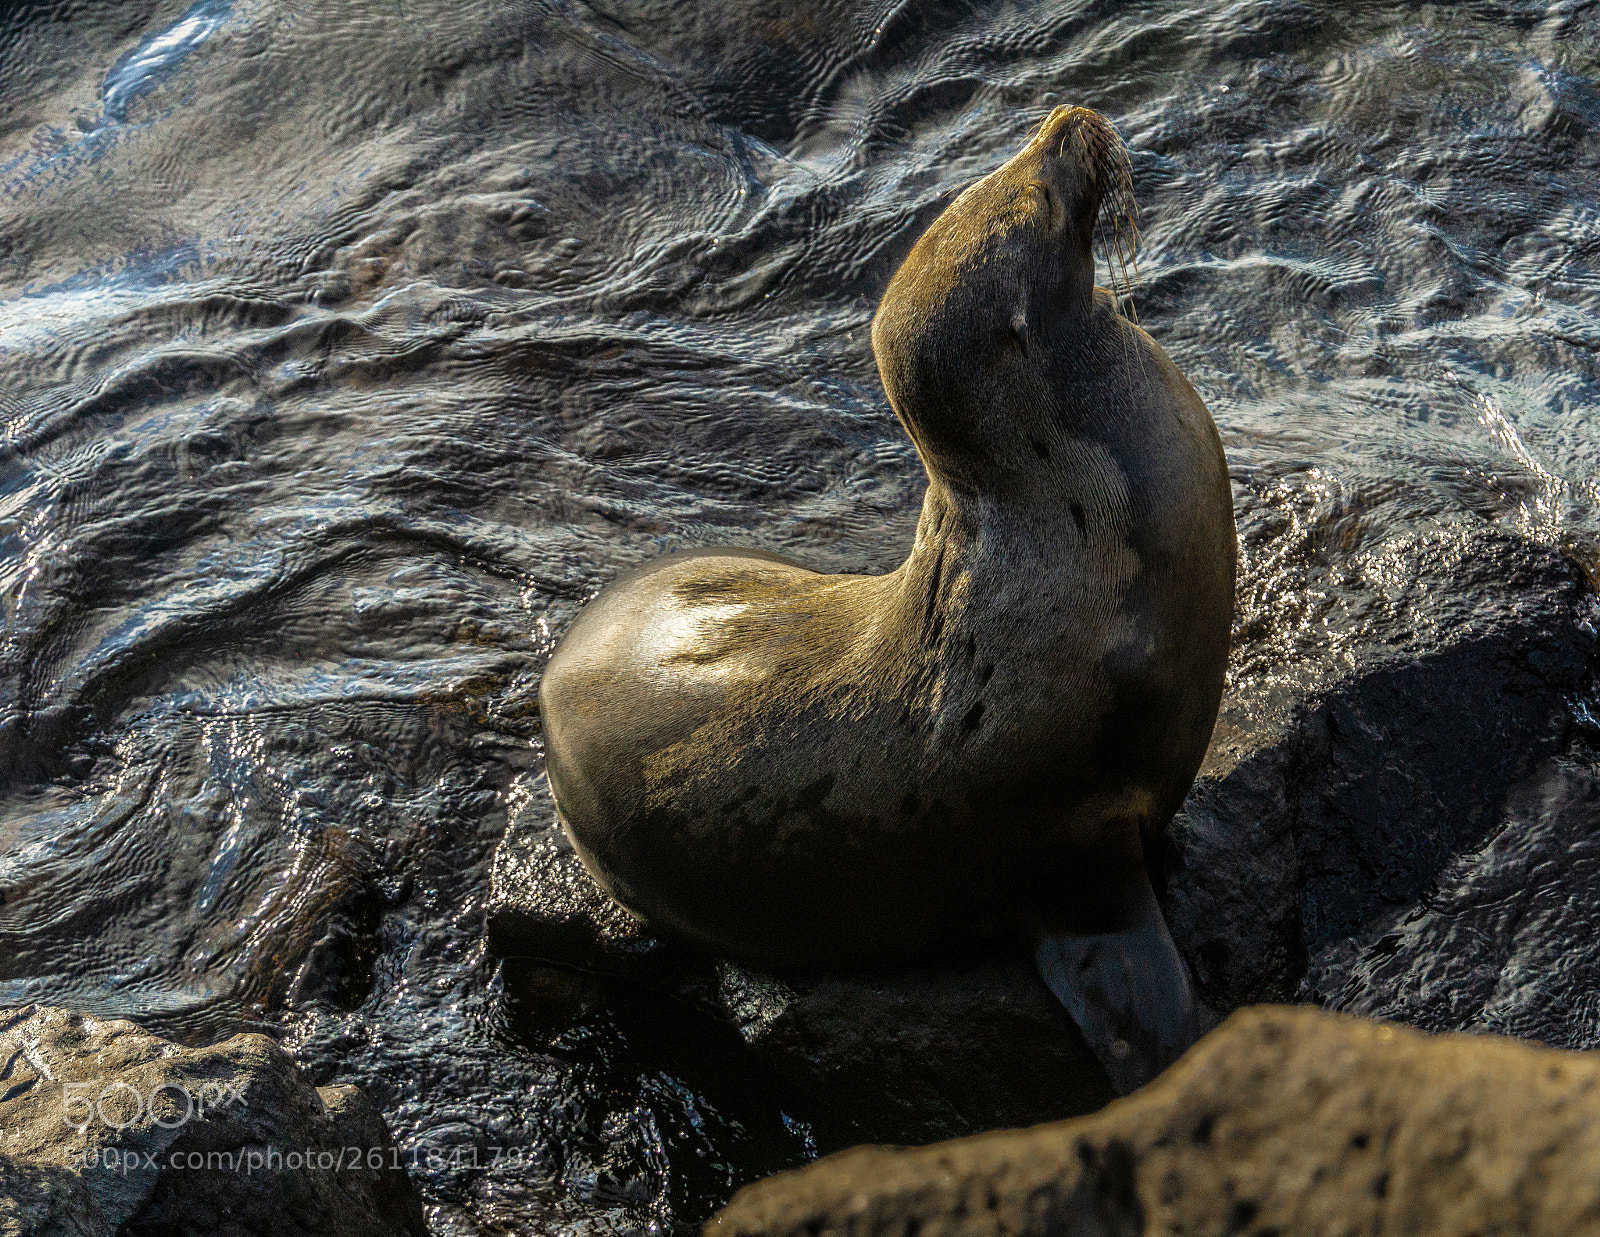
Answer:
[
  {"xmin": 710, "ymin": 1005, "xmax": 1600, "ymax": 1237},
  {"xmin": 1316, "ymin": 756, "xmax": 1600, "ymax": 1042},
  {"xmin": 1163, "ymin": 525, "xmax": 1600, "ymax": 1026},
  {"xmin": 0, "ymin": 1005, "xmax": 425, "ymax": 1237}
]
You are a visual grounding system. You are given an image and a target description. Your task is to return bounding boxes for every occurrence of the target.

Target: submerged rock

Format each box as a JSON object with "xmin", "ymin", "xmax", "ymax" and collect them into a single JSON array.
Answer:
[
  {"xmin": 710, "ymin": 1005, "xmax": 1600, "ymax": 1237},
  {"xmin": 0, "ymin": 1005, "xmax": 425, "ymax": 1237}
]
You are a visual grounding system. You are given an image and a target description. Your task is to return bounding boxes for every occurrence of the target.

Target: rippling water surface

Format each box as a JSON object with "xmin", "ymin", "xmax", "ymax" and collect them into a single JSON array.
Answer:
[{"xmin": 3, "ymin": 0, "xmax": 1600, "ymax": 1231}]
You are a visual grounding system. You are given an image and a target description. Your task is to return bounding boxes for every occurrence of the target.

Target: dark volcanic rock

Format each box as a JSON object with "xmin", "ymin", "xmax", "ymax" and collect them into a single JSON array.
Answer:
[
  {"xmin": 0, "ymin": 1005, "xmax": 425, "ymax": 1237},
  {"xmin": 0, "ymin": 1159, "xmax": 110, "ymax": 1237},
  {"xmin": 1312, "ymin": 755, "xmax": 1600, "ymax": 1043},
  {"xmin": 710, "ymin": 1006, "xmax": 1600, "ymax": 1237},
  {"xmin": 1162, "ymin": 525, "xmax": 1600, "ymax": 1026}
]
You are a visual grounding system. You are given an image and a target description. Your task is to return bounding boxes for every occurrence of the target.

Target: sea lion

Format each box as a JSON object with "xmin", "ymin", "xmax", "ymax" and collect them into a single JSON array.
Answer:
[{"xmin": 539, "ymin": 105, "xmax": 1236, "ymax": 1092}]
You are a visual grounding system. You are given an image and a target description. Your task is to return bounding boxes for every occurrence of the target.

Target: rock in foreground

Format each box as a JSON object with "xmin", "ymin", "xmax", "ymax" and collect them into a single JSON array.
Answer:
[
  {"xmin": 712, "ymin": 1006, "xmax": 1600, "ymax": 1237},
  {"xmin": 0, "ymin": 1005, "xmax": 425, "ymax": 1237}
]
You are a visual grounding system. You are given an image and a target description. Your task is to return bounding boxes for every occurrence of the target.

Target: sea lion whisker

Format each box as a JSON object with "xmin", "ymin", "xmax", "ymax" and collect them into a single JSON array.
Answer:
[{"xmin": 941, "ymin": 175, "xmax": 978, "ymax": 201}]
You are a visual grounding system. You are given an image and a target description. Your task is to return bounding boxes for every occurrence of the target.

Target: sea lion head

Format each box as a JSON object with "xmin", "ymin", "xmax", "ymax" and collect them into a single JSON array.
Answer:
[{"xmin": 870, "ymin": 105, "xmax": 1136, "ymax": 483}]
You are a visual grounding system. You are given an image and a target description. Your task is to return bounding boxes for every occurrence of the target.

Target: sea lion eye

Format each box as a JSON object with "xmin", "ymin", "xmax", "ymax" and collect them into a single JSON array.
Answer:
[{"xmin": 1011, "ymin": 311, "xmax": 1029, "ymax": 355}]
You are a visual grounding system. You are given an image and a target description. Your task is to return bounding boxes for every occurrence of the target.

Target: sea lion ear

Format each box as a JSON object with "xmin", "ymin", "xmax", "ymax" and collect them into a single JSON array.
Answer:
[{"xmin": 1011, "ymin": 311, "xmax": 1029, "ymax": 356}]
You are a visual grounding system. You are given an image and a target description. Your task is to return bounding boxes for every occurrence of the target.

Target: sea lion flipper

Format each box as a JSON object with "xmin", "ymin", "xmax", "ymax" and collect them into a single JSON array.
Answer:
[{"xmin": 1034, "ymin": 872, "xmax": 1200, "ymax": 1095}]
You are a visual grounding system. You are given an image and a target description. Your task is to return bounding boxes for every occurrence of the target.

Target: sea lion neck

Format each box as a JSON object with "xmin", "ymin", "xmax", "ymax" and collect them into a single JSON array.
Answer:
[
  {"xmin": 885, "ymin": 289, "xmax": 1149, "ymax": 507},
  {"xmin": 888, "ymin": 460, "xmax": 1097, "ymax": 614}
]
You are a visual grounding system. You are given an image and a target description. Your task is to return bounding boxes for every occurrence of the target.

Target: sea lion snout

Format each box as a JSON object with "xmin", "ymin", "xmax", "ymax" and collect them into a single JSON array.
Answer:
[
  {"xmin": 1029, "ymin": 105, "xmax": 1135, "ymax": 255},
  {"xmin": 1034, "ymin": 104, "xmax": 1119, "ymax": 162}
]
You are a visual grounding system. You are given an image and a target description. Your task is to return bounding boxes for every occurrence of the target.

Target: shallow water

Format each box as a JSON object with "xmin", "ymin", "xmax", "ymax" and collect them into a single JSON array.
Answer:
[{"xmin": 3, "ymin": 0, "xmax": 1599, "ymax": 1230}]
